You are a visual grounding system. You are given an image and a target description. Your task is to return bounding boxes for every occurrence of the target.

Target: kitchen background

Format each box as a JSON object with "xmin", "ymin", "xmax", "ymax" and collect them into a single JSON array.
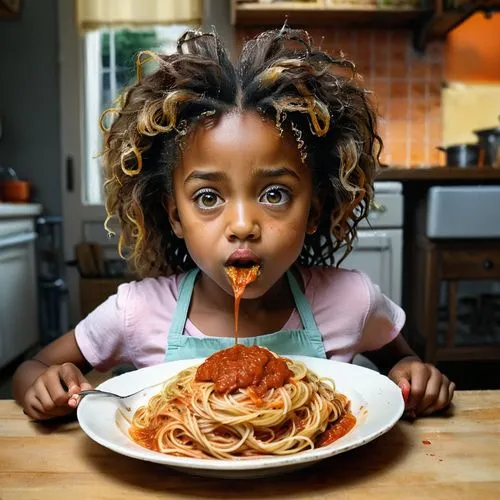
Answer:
[{"xmin": 0, "ymin": 0, "xmax": 499, "ymax": 397}]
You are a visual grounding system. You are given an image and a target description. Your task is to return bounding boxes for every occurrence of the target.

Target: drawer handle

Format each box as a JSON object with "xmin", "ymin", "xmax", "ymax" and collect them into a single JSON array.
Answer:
[{"xmin": 483, "ymin": 259, "xmax": 494, "ymax": 270}]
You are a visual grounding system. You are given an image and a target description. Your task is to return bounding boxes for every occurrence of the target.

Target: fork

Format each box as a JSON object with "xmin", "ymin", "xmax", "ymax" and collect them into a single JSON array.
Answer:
[
  {"xmin": 76, "ymin": 384, "xmax": 163, "ymax": 412},
  {"xmin": 76, "ymin": 389, "xmax": 144, "ymax": 411}
]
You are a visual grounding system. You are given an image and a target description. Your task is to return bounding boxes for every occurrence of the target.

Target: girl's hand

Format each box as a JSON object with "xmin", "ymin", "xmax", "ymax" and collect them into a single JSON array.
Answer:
[
  {"xmin": 22, "ymin": 363, "xmax": 93, "ymax": 420},
  {"xmin": 388, "ymin": 356, "xmax": 455, "ymax": 418}
]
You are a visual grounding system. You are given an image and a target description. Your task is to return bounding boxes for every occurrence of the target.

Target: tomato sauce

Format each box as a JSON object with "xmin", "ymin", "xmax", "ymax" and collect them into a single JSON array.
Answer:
[
  {"xmin": 316, "ymin": 412, "xmax": 357, "ymax": 447},
  {"xmin": 129, "ymin": 424, "xmax": 160, "ymax": 451},
  {"xmin": 224, "ymin": 265, "xmax": 260, "ymax": 343},
  {"xmin": 195, "ymin": 344, "xmax": 293, "ymax": 397}
]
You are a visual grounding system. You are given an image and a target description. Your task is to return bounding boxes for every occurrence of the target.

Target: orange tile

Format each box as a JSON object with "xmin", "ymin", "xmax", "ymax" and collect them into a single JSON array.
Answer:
[
  {"xmin": 373, "ymin": 61, "xmax": 389, "ymax": 78},
  {"xmin": 391, "ymin": 32, "xmax": 409, "ymax": 57},
  {"xmin": 428, "ymin": 81, "xmax": 442, "ymax": 98},
  {"xmin": 372, "ymin": 79, "xmax": 391, "ymax": 96},
  {"xmin": 409, "ymin": 58, "xmax": 428, "ymax": 79},
  {"xmin": 373, "ymin": 31, "xmax": 389, "ymax": 48},
  {"xmin": 387, "ymin": 120, "xmax": 409, "ymax": 139},
  {"xmin": 356, "ymin": 30, "xmax": 373, "ymax": 51},
  {"xmin": 410, "ymin": 144, "xmax": 426, "ymax": 166},
  {"xmin": 409, "ymin": 106, "xmax": 426, "ymax": 125},
  {"xmin": 409, "ymin": 123, "xmax": 426, "ymax": 142},
  {"xmin": 429, "ymin": 148, "xmax": 443, "ymax": 166},
  {"xmin": 426, "ymin": 41, "xmax": 444, "ymax": 60},
  {"xmin": 391, "ymin": 142, "xmax": 409, "ymax": 165},
  {"xmin": 391, "ymin": 61, "xmax": 409, "ymax": 78},
  {"xmin": 389, "ymin": 100, "xmax": 409, "ymax": 121},
  {"xmin": 354, "ymin": 61, "xmax": 371, "ymax": 80},
  {"xmin": 410, "ymin": 81, "xmax": 426, "ymax": 99},
  {"xmin": 430, "ymin": 127, "xmax": 443, "ymax": 147},
  {"xmin": 390, "ymin": 81, "xmax": 409, "ymax": 99},
  {"xmin": 428, "ymin": 62, "xmax": 444, "ymax": 81}
]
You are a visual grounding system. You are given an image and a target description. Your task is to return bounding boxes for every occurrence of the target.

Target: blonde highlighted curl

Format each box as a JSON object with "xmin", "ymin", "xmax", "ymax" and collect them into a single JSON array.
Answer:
[{"xmin": 102, "ymin": 28, "xmax": 382, "ymax": 277}]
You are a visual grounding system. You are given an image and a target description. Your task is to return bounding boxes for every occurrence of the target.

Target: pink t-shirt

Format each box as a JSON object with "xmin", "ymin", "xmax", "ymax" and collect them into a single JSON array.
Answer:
[{"xmin": 75, "ymin": 266, "xmax": 405, "ymax": 372}]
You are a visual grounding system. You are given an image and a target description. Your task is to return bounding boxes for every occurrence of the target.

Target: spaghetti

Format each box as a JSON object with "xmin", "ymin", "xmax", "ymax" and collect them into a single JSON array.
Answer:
[
  {"xmin": 129, "ymin": 344, "xmax": 355, "ymax": 459},
  {"xmin": 128, "ymin": 266, "xmax": 355, "ymax": 459}
]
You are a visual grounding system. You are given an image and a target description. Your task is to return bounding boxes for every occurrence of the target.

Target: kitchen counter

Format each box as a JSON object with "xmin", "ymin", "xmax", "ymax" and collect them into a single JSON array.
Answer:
[
  {"xmin": 378, "ymin": 166, "xmax": 500, "ymax": 182},
  {"xmin": 0, "ymin": 202, "xmax": 42, "ymax": 218},
  {"xmin": 0, "ymin": 391, "xmax": 499, "ymax": 499}
]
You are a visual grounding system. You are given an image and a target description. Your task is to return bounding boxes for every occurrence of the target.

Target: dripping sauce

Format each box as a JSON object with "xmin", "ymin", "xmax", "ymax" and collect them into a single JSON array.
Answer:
[{"xmin": 224, "ymin": 265, "xmax": 260, "ymax": 344}]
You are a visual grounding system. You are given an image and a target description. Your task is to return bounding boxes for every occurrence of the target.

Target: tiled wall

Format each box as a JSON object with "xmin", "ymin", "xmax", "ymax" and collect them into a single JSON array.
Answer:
[{"xmin": 237, "ymin": 28, "xmax": 445, "ymax": 167}]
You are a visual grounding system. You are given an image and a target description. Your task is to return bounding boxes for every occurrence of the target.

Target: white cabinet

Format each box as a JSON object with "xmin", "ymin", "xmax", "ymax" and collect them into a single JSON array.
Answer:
[
  {"xmin": 341, "ymin": 229, "xmax": 403, "ymax": 305},
  {"xmin": 339, "ymin": 182, "xmax": 404, "ymax": 305},
  {"xmin": 0, "ymin": 206, "xmax": 41, "ymax": 368}
]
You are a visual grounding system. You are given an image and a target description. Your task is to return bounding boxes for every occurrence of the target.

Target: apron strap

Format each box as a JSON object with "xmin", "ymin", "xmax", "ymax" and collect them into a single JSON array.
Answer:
[
  {"xmin": 286, "ymin": 270, "xmax": 320, "ymax": 332},
  {"xmin": 168, "ymin": 268, "xmax": 200, "ymax": 342}
]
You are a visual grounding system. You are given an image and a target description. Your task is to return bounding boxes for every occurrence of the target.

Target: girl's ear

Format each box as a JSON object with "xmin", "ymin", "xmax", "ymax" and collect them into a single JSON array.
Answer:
[
  {"xmin": 306, "ymin": 195, "xmax": 322, "ymax": 235},
  {"xmin": 167, "ymin": 196, "xmax": 184, "ymax": 239}
]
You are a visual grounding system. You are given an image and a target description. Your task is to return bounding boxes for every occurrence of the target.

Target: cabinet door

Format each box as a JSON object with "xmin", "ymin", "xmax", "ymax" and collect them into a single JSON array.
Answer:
[
  {"xmin": 0, "ymin": 237, "xmax": 38, "ymax": 367},
  {"xmin": 340, "ymin": 229, "xmax": 402, "ymax": 305}
]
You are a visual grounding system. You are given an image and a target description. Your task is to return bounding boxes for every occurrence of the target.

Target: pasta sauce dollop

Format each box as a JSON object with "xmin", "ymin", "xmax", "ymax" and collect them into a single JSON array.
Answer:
[{"xmin": 195, "ymin": 344, "xmax": 293, "ymax": 397}]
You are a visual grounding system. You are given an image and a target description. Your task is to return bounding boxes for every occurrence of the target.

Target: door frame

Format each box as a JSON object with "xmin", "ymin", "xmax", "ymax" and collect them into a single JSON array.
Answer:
[{"xmin": 59, "ymin": 0, "xmax": 106, "ymax": 325}]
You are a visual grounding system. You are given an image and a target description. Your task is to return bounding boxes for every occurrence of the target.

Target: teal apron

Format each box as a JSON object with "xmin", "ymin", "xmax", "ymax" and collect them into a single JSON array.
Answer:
[{"xmin": 165, "ymin": 268, "xmax": 327, "ymax": 361}]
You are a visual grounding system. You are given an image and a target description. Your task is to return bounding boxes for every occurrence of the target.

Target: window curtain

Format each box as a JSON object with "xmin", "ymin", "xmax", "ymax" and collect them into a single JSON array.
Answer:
[{"xmin": 76, "ymin": 0, "xmax": 203, "ymax": 31}]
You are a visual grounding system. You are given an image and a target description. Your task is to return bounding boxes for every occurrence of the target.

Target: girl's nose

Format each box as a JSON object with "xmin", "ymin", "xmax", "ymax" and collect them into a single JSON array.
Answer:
[{"xmin": 225, "ymin": 201, "xmax": 261, "ymax": 241}]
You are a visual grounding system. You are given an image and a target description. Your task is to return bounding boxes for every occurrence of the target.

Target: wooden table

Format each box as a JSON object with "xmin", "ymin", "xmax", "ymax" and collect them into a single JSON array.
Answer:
[{"xmin": 1, "ymin": 391, "xmax": 499, "ymax": 499}]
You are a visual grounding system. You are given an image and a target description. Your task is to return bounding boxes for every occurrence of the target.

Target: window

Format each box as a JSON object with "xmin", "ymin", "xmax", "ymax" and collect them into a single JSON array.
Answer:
[{"xmin": 83, "ymin": 25, "xmax": 189, "ymax": 204}]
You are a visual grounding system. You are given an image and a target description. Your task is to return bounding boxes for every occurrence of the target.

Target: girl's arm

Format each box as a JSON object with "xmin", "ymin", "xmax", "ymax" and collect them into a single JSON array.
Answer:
[
  {"xmin": 12, "ymin": 330, "xmax": 93, "ymax": 420},
  {"xmin": 363, "ymin": 334, "xmax": 455, "ymax": 417},
  {"xmin": 362, "ymin": 334, "xmax": 418, "ymax": 374}
]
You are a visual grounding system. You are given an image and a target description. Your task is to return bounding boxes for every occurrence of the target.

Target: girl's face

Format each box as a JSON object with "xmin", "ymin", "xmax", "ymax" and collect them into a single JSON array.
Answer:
[{"xmin": 168, "ymin": 111, "xmax": 319, "ymax": 299}]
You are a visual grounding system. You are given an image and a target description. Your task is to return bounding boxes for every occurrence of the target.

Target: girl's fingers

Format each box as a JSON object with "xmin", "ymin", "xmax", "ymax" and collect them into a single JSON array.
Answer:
[
  {"xmin": 417, "ymin": 370, "xmax": 444, "ymax": 414},
  {"xmin": 44, "ymin": 369, "xmax": 71, "ymax": 406},
  {"xmin": 422, "ymin": 380, "xmax": 453, "ymax": 416},
  {"xmin": 407, "ymin": 365, "xmax": 431, "ymax": 410},
  {"xmin": 33, "ymin": 379, "xmax": 57, "ymax": 413},
  {"xmin": 31, "ymin": 378, "xmax": 74, "ymax": 417},
  {"xmin": 449, "ymin": 381, "xmax": 456, "ymax": 403},
  {"xmin": 60, "ymin": 363, "xmax": 92, "ymax": 395},
  {"xmin": 398, "ymin": 378, "xmax": 411, "ymax": 405},
  {"xmin": 23, "ymin": 394, "xmax": 47, "ymax": 420}
]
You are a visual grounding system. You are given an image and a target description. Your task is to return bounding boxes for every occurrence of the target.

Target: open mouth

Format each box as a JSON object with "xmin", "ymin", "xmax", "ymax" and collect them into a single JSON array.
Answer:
[
  {"xmin": 226, "ymin": 259, "xmax": 260, "ymax": 269},
  {"xmin": 225, "ymin": 249, "xmax": 262, "ymax": 269}
]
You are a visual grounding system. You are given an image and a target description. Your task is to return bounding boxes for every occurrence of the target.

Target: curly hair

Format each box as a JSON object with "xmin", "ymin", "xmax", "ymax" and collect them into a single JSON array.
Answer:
[{"xmin": 102, "ymin": 27, "xmax": 382, "ymax": 278}]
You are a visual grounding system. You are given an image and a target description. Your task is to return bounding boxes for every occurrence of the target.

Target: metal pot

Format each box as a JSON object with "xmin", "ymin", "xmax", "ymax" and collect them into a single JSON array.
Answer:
[
  {"xmin": 438, "ymin": 144, "xmax": 480, "ymax": 167},
  {"xmin": 473, "ymin": 127, "xmax": 500, "ymax": 167}
]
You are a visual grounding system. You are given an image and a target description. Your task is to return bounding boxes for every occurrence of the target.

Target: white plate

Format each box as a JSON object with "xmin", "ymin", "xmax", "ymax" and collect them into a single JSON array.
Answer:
[{"xmin": 77, "ymin": 356, "xmax": 404, "ymax": 479}]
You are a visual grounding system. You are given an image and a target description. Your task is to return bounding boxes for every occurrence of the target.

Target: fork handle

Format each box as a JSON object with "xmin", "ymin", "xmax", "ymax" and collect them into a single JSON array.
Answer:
[{"xmin": 77, "ymin": 390, "xmax": 122, "ymax": 399}]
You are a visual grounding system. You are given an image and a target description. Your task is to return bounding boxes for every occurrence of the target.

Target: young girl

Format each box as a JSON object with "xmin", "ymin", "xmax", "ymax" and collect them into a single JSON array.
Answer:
[{"xmin": 14, "ymin": 27, "xmax": 454, "ymax": 421}]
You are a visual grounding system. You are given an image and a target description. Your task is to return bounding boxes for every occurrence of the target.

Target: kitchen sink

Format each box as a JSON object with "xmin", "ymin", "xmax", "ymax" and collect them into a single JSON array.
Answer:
[{"xmin": 426, "ymin": 186, "xmax": 500, "ymax": 238}]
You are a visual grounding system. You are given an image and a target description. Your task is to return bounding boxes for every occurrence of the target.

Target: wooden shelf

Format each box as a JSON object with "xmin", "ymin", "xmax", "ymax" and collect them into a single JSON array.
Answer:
[
  {"xmin": 414, "ymin": 2, "xmax": 500, "ymax": 52},
  {"xmin": 232, "ymin": 1, "xmax": 433, "ymax": 29},
  {"xmin": 378, "ymin": 166, "xmax": 500, "ymax": 182},
  {"xmin": 233, "ymin": 1, "xmax": 499, "ymax": 51}
]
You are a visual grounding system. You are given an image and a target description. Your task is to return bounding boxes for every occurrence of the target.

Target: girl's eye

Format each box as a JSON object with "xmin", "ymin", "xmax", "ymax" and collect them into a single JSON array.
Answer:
[
  {"xmin": 194, "ymin": 190, "xmax": 223, "ymax": 210},
  {"xmin": 260, "ymin": 187, "xmax": 290, "ymax": 206}
]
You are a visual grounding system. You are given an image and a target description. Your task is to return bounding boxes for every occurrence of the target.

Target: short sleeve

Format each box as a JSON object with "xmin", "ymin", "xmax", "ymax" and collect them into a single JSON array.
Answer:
[
  {"xmin": 356, "ymin": 271, "xmax": 405, "ymax": 352},
  {"xmin": 74, "ymin": 282, "xmax": 133, "ymax": 371}
]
